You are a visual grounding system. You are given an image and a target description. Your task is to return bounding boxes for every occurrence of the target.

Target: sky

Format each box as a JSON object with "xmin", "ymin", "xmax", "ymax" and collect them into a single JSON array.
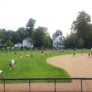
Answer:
[{"xmin": 0, "ymin": 0, "xmax": 92, "ymax": 37}]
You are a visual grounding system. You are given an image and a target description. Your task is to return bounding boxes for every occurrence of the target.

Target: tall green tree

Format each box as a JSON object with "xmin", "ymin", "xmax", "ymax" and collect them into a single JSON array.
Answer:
[
  {"xmin": 43, "ymin": 34, "xmax": 52, "ymax": 48},
  {"xmin": 16, "ymin": 27, "xmax": 28, "ymax": 42},
  {"xmin": 84, "ymin": 24, "xmax": 92, "ymax": 47},
  {"xmin": 0, "ymin": 29, "xmax": 6, "ymax": 44},
  {"xmin": 72, "ymin": 11, "xmax": 91, "ymax": 48},
  {"xmin": 64, "ymin": 33, "xmax": 84, "ymax": 48},
  {"xmin": 72, "ymin": 11, "xmax": 90, "ymax": 32},
  {"xmin": 32, "ymin": 27, "xmax": 52, "ymax": 48},
  {"xmin": 5, "ymin": 39, "xmax": 14, "ymax": 47},
  {"xmin": 26, "ymin": 18, "xmax": 36, "ymax": 37}
]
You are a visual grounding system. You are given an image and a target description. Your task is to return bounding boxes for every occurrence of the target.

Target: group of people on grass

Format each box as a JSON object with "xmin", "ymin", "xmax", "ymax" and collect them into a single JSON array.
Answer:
[
  {"xmin": 0, "ymin": 70, "xmax": 3, "ymax": 75},
  {"xmin": 0, "ymin": 59, "xmax": 16, "ymax": 76},
  {"xmin": 0, "ymin": 48, "xmax": 92, "ymax": 76},
  {"xmin": 9, "ymin": 59, "xmax": 16, "ymax": 71},
  {"xmin": 0, "ymin": 49, "xmax": 33, "ymax": 76}
]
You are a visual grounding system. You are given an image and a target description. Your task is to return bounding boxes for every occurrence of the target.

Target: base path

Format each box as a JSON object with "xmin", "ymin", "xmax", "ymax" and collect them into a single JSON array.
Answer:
[{"xmin": 47, "ymin": 54, "xmax": 92, "ymax": 78}]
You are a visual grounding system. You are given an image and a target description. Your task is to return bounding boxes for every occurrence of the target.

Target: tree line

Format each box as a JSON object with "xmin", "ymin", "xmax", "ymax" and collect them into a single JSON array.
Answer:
[
  {"xmin": 0, "ymin": 18, "xmax": 52, "ymax": 49},
  {"xmin": 64, "ymin": 11, "xmax": 92, "ymax": 49},
  {"xmin": 0, "ymin": 11, "xmax": 92, "ymax": 49}
]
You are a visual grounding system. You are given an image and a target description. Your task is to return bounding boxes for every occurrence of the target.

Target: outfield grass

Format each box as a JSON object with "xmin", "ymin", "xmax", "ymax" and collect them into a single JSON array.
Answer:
[{"xmin": 0, "ymin": 49, "xmax": 90, "ymax": 78}]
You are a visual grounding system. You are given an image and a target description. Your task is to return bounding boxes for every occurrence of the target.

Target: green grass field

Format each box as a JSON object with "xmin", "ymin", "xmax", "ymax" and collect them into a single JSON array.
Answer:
[{"xmin": 0, "ymin": 49, "xmax": 90, "ymax": 78}]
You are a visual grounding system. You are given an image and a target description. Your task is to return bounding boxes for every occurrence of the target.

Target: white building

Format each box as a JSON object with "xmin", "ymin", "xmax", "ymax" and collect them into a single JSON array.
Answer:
[
  {"xmin": 53, "ymin": 35, "xmax": 64, "ymax": 48},
  {"xmin": 14, "ymin": 43, "xmax": 22, "ymax": 48},
  {"xmin": 22, "ymin": 37, "xmax": 33, "ymax": 48}
]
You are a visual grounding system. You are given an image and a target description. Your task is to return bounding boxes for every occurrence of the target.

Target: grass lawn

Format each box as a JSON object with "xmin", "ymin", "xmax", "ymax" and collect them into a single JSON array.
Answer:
[{"xmin": 0, "ymin": 49, "xmax": 90, "ymax": 78}]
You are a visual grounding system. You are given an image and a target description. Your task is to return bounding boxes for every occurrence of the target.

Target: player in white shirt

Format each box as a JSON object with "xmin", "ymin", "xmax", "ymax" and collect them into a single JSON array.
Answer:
[
  {"xmin": 0, "ymin": 70, "xmax": 3, "ymax": 75},
  {"xmin": 11, "ymin": 59, "xmax": 15, "ymax": 66}
]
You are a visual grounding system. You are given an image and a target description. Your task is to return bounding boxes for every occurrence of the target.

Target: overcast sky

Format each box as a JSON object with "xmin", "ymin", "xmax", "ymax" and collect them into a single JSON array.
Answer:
[{"xmin": 0, "ymin": 0, "xmax": 92, "ymax": 37}]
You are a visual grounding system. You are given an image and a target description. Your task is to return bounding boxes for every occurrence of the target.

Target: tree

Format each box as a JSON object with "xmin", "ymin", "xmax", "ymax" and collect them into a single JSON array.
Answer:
[
  {"xmin": 5, "ymin": 39, "xmax": 14, "ymax": 47},
  {"xmin": 77, "ymin": 38, "xmax": 84, "ymax": 48},
  {"xmin": 32, "ymin": 27, "xmax": 52, "ymax": 48},
  {"xmin": 26, "ymin": 18, "xmax": 36, "ymax": 37},
  {"xmin": 53, "ymin": 29, "xmax": 62, "ymax": 38},
  {"xmin": 84, "ymin": 24, "xmax": 92, "ymax": 48},
  {"xmin": 43, "ymin": 34, "xmax": 52, "ymax": 48},
  {"xmin": 64, "ymin": 33, "xmax": 84, "ymax": 48},
  {"xmin": 0, "ymin": 29, "xmax": 7, "ymax": 44},
  {"xmin": 72, "ymin": 11, "xmax": 91, "ymax": 32},
  {"xmin": 64, "ymin": 33, "xmax": 77, "ymax": 48},
  {"xmin": 72, "ymin": 11, "xmax": 91, "ymax": 48},
  {"xmin": 16, "ymin": 27, "xmax": 28, "ymax": 42},
  {"xmin": 6, "ymin": 30, "xmax": 17, "ymax": 43}
]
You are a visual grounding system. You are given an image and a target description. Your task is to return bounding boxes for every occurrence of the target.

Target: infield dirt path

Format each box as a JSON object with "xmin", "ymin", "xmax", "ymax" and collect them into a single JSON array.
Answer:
[{"xmin": 47, "ymin": 54, "xmax": 92, "ymax": 78}]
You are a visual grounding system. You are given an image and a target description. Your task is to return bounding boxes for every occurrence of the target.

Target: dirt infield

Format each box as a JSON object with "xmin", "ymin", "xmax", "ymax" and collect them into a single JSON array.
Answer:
[{"xmin": 47, "ymin": 54, "xmax": 92, "ymax": 78}]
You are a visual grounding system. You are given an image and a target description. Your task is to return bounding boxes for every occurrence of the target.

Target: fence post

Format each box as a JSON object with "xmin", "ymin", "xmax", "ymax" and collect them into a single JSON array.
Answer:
[
  {"xmin": 81, "ymin": 78, "xmax": 82, "ymax": 92},
  {"xmin": 29, "ymin": 80, "xmax": 31, "ymax": 92},
  {"xmin": 4, "ymin": 79, "xmax": 5, "ymax": 92},
  {"xmin": 54, "ymin": 79, "xmax": 56, "ymax": 92}
]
